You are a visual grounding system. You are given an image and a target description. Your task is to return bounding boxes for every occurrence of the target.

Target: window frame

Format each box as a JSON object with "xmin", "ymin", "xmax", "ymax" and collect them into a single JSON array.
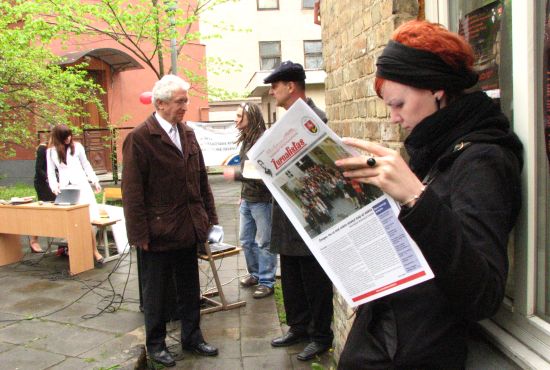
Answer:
[
  {"xmin": 303, "ymin": 40, "xmax": 323, "ymax": 69},
  {"xmin": 424, "ymin": 0, "xmax": 550, "ymax": 366},
  {"xmin": 302, "ymin": 0, "xmax": 315, "ymax": 9},
  {"xmin": 496, "ymin": 4, "xmax": 550, "ymax": 362},
  {"xmin": 256, "ymin": 0, "xmax": 279, "ymax": 11},
  {"xmin": 258, "ymin": 41, "xmax": 281, "ymax": 71}
]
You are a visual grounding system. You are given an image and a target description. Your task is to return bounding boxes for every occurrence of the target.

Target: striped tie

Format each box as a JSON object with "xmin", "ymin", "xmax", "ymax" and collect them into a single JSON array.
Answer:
[{"xmin": 169, "ymin": 126, "xmax": 182, "ymax": 152}]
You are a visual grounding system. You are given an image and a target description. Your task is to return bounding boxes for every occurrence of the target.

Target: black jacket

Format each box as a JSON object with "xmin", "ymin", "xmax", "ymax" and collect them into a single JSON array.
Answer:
[
  {"xmin": 234, "ymin": 138, "xmax": 272, "ymax": 203},
  {"xmin": 34, "ymin": 144, "xmax": 56, "ymax": 202},
  {"xmin": 338, "ymin": 92, "xmax": 523, "ymax": 368},
  {"xmin": 271, "ymin": 98, "xmax": 328, "ymax": 256}
]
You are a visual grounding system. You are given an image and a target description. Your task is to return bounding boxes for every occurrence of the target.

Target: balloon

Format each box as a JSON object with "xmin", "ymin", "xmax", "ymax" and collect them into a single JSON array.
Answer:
[{"xmin": 139, "ymin": 91, "xmax": 152, "ymax": 105}]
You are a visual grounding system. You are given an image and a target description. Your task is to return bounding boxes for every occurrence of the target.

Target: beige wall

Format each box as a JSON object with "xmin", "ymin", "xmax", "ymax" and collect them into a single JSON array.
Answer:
[
  {"xmin": 320, "ymin": 0, "xmax": 420, "ymax": 359},
  {"xmin": 201, "ymin": 0, "xmax": 322, "ymax": 99}
]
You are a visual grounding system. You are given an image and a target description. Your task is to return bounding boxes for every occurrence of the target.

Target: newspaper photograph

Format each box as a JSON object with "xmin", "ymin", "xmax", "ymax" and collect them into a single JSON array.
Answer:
[{"xmin": 247, "ymin": 99, "xmax": 434, "ymax": 306}]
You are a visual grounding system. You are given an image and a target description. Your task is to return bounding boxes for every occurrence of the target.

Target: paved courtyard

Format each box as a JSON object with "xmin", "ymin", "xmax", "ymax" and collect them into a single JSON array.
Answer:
[{"xmin": 0, "ymin": 175, "xmax": 335, "ymax": 370}]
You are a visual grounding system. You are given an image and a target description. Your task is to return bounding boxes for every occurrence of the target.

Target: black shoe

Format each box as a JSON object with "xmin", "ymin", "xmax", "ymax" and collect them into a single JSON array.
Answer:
[
  {"xmin": 271, "ymin": 331, "xmax": 308, "ymax": 347},
  {"xmin": 182, "ymin": 341, "xmax": 218, "ymax": 356},
  {"xmin": 297, "ymin": 341, "xmax": 331, "ymax": 361},
  {"xmin": 148, "ymin": 349, "xmax": 176, "ymax": 367},
  {"xmin": 94, "ymin": 257, "xmax": 105, "ymax": 268}
]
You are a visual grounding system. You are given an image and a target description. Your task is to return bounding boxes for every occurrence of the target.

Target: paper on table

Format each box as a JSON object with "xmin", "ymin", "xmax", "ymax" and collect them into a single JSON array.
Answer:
[
  {"xmin": 9, "ymin": 196, "xmax": 35, "ymax": 205},
  {"xmin": 208, "ymin": 224, "xmax": 224, "ymax": 244},
  {"xmin": 246, "ymin": 99, "xmax": 434, "ymax": 306},
  {"xmin": 241, "ymin": 160, "xmax": 262, "ymax": 179}
]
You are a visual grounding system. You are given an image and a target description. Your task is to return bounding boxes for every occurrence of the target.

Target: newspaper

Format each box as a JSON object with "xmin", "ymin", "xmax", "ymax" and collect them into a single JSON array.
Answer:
[
  {"xmin": 241, "ymin": 160, "xmax": 262, "ymax": 179},
  {"xmin": 247, "ymin": 99, "xmax": 434, "ymax": 306}
]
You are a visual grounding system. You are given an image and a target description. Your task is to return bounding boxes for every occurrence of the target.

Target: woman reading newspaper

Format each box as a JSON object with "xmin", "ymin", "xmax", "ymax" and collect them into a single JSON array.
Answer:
[{"xmin": 334, "ymin": 20, "xmax": 523, "ymax": 369}]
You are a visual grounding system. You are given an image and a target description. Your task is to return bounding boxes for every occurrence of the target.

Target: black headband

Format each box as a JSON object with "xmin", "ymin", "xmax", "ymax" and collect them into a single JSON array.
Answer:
[{"xmin": 376, "ymin": 40, "xmax": 478, "ymax": 91}]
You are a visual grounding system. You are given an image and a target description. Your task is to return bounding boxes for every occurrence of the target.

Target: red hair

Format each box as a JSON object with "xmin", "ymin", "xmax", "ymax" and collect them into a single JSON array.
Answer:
[{"xmin": 375, "ymin": 20, "xmax": 475, "ymax": 97}]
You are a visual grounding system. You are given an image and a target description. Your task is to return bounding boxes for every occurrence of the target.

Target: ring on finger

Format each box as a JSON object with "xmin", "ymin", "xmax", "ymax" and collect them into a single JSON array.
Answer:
[{"xmin": 366, "ymin": 157, "xmax": 376, "ymax": 167}]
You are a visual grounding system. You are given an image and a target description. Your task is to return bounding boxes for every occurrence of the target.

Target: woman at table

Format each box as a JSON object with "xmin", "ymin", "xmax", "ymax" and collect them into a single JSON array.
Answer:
[
  {"xmin": 46, "ymin": 124, "xmax": 104, "ymax": 263},
  {"xmin": 334, "ymin": 20, "xmax": 523, "ymax": 368}
]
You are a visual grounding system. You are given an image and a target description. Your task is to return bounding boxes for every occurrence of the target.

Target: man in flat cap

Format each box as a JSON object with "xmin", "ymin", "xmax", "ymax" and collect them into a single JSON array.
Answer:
[{"xmin": 265, "ymin": 61, "xmax": 334, "ymax": 361}]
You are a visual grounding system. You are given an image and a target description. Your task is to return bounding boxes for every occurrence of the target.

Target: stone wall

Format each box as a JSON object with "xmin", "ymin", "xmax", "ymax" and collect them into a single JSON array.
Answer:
[{"xmin": 319, "ymin": 0, "xmax": 421, "ymax": 359}]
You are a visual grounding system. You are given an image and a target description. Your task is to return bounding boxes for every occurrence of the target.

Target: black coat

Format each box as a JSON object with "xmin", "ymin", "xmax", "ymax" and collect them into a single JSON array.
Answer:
[
  {"xmin": 338, "ymin": 92, "xmax": 523, "ymax": 368},
  {"xmin": 270, "ymin": 98, "xmax": 328, "ymax": 256},
  {"xmin": 34, "ymin": 144, "xmax": 56, "ymax": 202}
]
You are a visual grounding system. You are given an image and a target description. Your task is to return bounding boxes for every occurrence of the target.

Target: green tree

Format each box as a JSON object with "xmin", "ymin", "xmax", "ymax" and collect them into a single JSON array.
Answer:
[
  {"xmin": 0, "ymin": 1, "xmax": 104, "ymax": 158},
  {"xmin": 0, "ymin": 0, "xmax": 245, "ymax": 157},
  {"xmin": 36, "ymin": 0, "xmax": 245, "ymax": 99}
]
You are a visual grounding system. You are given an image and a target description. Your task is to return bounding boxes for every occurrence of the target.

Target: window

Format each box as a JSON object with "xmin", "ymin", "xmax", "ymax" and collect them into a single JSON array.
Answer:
[
  {"xmin": 303, "ymin": 0, "xmax": 315, "ymax": 9},
  {"xmin": 444, "ymin": 0, "xmax": 550, "ymax": 366},
  {"xmin": 259, "ymin": 41, "xmax": 281, "ymax": 70},
  {"xmin": 304, "ymin": 40, "xmax": 323, "ymax": 69},
  {"xmin": 257, "ymin": 0, "xmax": 278, "ymax": 10},
  {"xmin": 540, "ymin": 0, "xmax": 550, "ymax": 325},
  {"xmin": 451, "ymin": 0, "xmax": 515, "ymax": 295}
]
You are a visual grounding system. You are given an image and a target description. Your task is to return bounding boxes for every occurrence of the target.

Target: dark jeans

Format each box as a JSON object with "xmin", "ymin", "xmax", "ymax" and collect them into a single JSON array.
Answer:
[
  {"xmin": 280, "ymin": 254, "xmax": 334, "ymax": 345},
  {"xmin": 141, "ymin": 246, "xmax": 204, "ymax": 352}
]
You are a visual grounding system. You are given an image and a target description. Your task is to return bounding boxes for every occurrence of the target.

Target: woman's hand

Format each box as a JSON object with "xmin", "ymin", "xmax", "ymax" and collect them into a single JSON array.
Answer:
[
  {"xmin": 223, "ymin": 167, "xmax": 236, "ymax": 181},
  {"xmin": 94, "ymin": 182, "xmax": 102, "ymax": 194},
  {"xmin": 52, "ymin": 186, "xmax": 61, "ymax": 196},
  {"xmin": 334, "ymin": 138, "xmax": 425, "ymax": 205}
]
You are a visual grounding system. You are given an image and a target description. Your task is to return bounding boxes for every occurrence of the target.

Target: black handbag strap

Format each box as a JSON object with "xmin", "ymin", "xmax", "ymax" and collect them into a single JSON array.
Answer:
[{"xmin": 421, "ymin": 141, "xmax": 473, "ymax": 186}]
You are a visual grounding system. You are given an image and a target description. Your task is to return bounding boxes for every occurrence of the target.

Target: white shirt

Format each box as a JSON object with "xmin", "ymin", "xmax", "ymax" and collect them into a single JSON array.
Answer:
[
  {"xmin": 155, "ymin": 112, "xmax": 182, "ymax": 152},
  {"xmin": 46, "ymin": 141, "xmax": 100, "ymax": 220},
  {"xmin": 46, "ymin": 142, "xmax": 99, "ymax": 191}
]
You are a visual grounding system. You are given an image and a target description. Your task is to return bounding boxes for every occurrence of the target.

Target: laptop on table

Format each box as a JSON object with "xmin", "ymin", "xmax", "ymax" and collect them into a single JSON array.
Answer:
[{"xmin": 54, "ymin": 188, "xmax": 80, "ymax": 205}]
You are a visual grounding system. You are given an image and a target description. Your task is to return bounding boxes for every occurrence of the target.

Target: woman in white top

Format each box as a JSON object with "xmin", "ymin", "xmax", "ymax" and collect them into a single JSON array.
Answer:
[{"xmin": 47, "ymin": 124, "xmax": 104, "ymax": 263}]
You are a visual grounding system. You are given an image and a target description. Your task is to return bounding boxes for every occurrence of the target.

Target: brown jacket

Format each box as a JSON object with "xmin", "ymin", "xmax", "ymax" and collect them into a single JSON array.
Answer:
[{"xmin": 122, "ymin": 114, "xmax": 218, "ymax": 251}]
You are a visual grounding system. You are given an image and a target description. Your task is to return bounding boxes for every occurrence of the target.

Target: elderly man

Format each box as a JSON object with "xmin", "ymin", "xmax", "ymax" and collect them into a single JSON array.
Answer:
[
  {"xmin": 122, "ymin": 75, "xmax": 219, "ymax": 367},
  {"xmin": 265, "ymin": 61, "xmax": 334, "ymax": 361}
]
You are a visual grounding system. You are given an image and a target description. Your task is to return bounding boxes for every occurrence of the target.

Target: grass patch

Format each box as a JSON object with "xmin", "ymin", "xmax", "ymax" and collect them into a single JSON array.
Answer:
[
  {"xmin": 0, "ymin": 183, "xmax": 35, "ymax": 200},
  {"xmin": 104, "ymin": 197, "xmax": 122, "ymax": 206},
  {"xmin": 0, "ymin": 183, "xmax": 109, "ymax": 204},
  {"xmin": 274, "ymin": 279, "xmax": 286, "ymax": 325}
]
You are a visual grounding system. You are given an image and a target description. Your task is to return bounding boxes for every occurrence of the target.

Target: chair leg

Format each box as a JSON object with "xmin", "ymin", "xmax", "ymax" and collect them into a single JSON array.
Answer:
[
  {"xmin": 208, "ymin": 257, "xmax": 228, "ymax": 306},
  {"xmin": 102, "ymin": 227, "xmax": 110, "ymax": 260},
  {"xmin": 199, "ymin": 243, "xmax": 246, "ymax": 315}
]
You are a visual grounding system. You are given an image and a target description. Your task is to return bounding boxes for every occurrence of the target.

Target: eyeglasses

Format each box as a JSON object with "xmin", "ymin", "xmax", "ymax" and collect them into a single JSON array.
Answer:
[{"xmin": 171, "ymin": 98, "xmax": 188, "ymax": 106}]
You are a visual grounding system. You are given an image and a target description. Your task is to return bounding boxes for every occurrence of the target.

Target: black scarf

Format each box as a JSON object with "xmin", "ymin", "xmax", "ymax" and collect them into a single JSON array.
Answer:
[
  {"xmin": 376, "ymin": 41, "xmax": 479, "ymax": 92},
  {"xmin": 405, "ymin": 91, "xmax": 524, "ymax": 180}
]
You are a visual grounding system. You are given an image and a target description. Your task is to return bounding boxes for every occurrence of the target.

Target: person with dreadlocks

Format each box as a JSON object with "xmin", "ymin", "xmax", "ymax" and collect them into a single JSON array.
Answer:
[
  {"xmin": 334, "ymin": 20, "xmax": 523, "ymax": 368},
  {"xmin": 223, "ymin": 102, "xmax": 277, "ymax": 299}
]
